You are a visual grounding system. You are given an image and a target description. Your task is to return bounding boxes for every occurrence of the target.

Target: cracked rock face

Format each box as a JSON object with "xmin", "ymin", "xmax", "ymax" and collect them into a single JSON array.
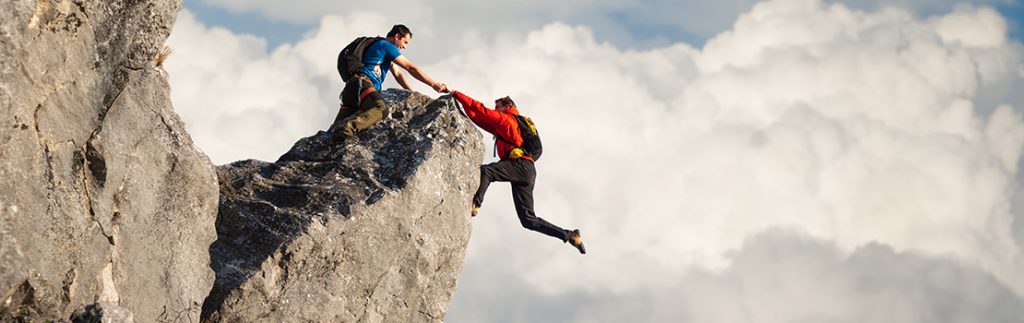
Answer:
[
  {"xmin": 1, "ymin": 0, "xmax": 217, "ymax": 321},
  {"xmin": 203, "ymin": 90, "xmax": 482, "ymax": 322}
]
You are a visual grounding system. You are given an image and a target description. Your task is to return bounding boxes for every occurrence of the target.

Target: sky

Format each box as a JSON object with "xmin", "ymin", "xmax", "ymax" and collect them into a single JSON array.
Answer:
[{"xmin": 166, "ymin": 0, "xmax": 1024, "ymax": 322}]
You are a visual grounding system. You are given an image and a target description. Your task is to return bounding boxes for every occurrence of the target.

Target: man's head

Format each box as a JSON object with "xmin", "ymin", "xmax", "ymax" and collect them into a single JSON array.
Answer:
[
  {"xmin": 386, "ymin": 24, "xmax": 412, "ymax": 50},
  {"xmin": 494, "ymin": 96, "xmax": 516, "ymax": 112}
]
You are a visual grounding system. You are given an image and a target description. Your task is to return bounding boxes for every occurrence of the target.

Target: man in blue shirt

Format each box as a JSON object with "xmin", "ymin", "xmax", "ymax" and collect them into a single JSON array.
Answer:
[{"xmin": 334, "ymin": 25, "xmax": 448, "ymax": 139}]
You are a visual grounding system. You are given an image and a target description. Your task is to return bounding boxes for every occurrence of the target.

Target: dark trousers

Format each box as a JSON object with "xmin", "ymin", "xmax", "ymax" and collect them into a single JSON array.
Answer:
[
  {"xmin": 332, "ymin": 75, "xmax": 385, "ymax": 136},
  {"xmin": 474, "ymin": 158, "xmax": 570, "ymax": 242}
]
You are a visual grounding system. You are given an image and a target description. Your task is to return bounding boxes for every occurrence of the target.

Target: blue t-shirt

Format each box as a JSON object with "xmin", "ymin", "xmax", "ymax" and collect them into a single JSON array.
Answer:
[{"xmin": 360, "ymin": 39, "xmax": 403, "ymax": 91}]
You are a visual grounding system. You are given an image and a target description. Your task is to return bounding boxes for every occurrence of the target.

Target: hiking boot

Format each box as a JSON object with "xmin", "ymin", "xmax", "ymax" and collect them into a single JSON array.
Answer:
[{"xmin": 568, "ymin": 229, "xmax": 586, "ymax": 254}]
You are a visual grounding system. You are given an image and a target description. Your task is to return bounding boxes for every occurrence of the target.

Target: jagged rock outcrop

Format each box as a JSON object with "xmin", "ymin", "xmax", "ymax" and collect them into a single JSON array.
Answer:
[
  {"xmin": 2, "ymin": 0, "xmax": 480, "ymax": 321},
  {"xmin": 0, "ymin": 0, "xmax": 217, "ymax": 321},
  {"xmin": 202, "ymin": 90, "xmax": 482, "ymax": 322}
]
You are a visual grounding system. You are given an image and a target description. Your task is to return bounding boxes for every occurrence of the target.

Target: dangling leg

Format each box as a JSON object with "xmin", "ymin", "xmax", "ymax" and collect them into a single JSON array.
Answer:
[
  {"xmin": 508, "ymin": 160, "xmax": 571, "ymax": 242},
  {"xmin": 511, "ymin": 182, "xmax": 571, "ymax": 242}
]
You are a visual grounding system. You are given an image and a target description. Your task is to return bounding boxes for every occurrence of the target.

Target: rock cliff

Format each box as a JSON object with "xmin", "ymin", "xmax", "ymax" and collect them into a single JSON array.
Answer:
[
  {"xmin": 2, "ymin": 0, "xmax": 480, "ymax": 321},
  {"xmin": 203, "ymin": 90, "xmax": 481, "ymax": 322},
  {"xmin": 1, "ymin": 0, "xmax": 217, "ymax": 321}
]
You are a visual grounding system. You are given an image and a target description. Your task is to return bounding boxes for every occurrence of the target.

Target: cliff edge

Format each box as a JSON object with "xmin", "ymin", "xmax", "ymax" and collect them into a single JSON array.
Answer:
[
  {"xmin": 1, "ymin": 0, "xmax": 480, "ymax": 321},
  {"xmin": 203, "ymin": 90, "xmax": 482, "ymax": 322}
]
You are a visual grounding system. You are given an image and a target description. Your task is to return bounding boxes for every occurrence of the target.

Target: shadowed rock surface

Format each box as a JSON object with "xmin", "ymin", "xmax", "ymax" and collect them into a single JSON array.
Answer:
[
  {"xmin": 1, "ymin": 0, "xmax": 218, "ymax": 321},
  {"xmin": 202, "ymin": 90, "xmax": 482, "ymax": 322},
  {"xmin": 70, "ymin": 301, "xmax": 134, "ymax": 323}
]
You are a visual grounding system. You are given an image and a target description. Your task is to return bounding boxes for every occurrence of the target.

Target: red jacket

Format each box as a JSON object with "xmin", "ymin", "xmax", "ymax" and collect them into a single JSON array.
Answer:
[{"xmin": 453, "ymin": 91, "xmax": 533, "ymax": 162}]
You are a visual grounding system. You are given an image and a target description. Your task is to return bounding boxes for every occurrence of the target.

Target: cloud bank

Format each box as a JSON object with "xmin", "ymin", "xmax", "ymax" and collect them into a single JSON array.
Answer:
[
  {"xmin": 166, "ymin": 0, "xmax": 1024, "ymax": 321},
  {"xmin": 450, "ymin": 230, "xmax": 1024, "ymax": 322},
  {"xmin": 190, "ymin": 0, "xmax": 1015, "ymax": 49}
]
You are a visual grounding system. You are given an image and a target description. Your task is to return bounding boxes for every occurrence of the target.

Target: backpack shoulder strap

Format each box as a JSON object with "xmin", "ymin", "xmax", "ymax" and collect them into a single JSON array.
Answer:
[
  {"xmin": 492, "ymin": 115, "xmax": 523, "ymax": 147},
  {"xmin": 494, "ymin": 133, "xmax": 516, "ymax": 146}
]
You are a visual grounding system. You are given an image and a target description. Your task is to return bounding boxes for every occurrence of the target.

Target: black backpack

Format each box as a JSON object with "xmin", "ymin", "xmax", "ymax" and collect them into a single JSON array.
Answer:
[
  {"xmin": 337, "ymin": 36, "xmax": 383, "ymax": 82},
  {"xmin": 495, "ymin": 115, "xmax": 543, "ymax": 160}
]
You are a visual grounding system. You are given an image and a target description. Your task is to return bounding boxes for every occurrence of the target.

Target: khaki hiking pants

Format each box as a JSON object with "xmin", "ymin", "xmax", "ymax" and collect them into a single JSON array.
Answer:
[{"xmin": 334, "ymin": 75, "xmax": 386, "ymax": 137}]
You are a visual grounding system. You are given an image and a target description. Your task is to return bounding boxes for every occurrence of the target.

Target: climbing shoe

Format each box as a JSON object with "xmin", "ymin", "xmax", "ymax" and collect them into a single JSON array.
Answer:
[
  {"xmin": 471, "ymin": 203, "xmax": 479, "ymax": 217},
  {"xmin": 568, "ymin": 229, "xmax": 586, "ymax": 254}
]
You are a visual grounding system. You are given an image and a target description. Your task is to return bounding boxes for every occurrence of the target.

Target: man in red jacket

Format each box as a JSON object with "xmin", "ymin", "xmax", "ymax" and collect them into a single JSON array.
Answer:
[{"xmin": 450, "ymin": 90, "xmax": 586, "ymax": 254}]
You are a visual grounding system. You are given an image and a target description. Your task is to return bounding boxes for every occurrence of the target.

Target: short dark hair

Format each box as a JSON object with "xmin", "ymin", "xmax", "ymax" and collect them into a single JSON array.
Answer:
[
  {"xmin": 496, "ymin": 96, "xmax": 516, "ymax": 108},
  {"xmin": 387, "ymin": 25, "xmax": 412, "ymax": 38}
]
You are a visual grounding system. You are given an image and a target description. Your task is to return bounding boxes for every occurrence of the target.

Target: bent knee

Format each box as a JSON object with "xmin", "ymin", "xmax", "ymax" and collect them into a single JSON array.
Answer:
[
  {"xmin": 479, "ymin": 166, "xmax": 494, "ymax": 180},
  {"xmin": 518, "ymin": 216, "xmax": 538, "ymax": 229}
]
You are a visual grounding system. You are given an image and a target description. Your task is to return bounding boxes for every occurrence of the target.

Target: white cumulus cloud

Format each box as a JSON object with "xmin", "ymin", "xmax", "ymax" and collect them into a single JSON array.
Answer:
[
  {"xmin": 191, "ymin": 0, "xmax": 1012, "ymax": 50},
  {"xmin": 449, "ymin": 230, "xmax": 1024, "ymax": 322},
  {"xmin": 166, "ymin": 10, "xmax": 398, "ymax": 163}
]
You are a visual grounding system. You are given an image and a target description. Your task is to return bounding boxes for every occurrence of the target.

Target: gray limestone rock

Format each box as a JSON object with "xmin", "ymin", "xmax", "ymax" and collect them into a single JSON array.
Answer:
[
  {"xmin": 2, "ymin": 0, "xmax": 478, "ymax": 321},
  {"xmin": 0, "ymin": 0, "xmax": 217, "ymax": 321},
  {"xmin": 202, "ymin": 90, "xmax": 482, "ymax": 322}
]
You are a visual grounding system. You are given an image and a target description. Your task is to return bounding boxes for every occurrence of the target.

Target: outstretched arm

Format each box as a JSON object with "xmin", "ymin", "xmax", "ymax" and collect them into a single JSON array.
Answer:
[
  {"xmin": 393, "ymin": 56, "xmax": 445, "ymax": 92},
  {"xmin": 452, "ymin": 91, "xmax": 506, "ymax": 135},
  {"xmin": 391, "ymin": 62, "xmax": 413, "ymax": 90}
]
